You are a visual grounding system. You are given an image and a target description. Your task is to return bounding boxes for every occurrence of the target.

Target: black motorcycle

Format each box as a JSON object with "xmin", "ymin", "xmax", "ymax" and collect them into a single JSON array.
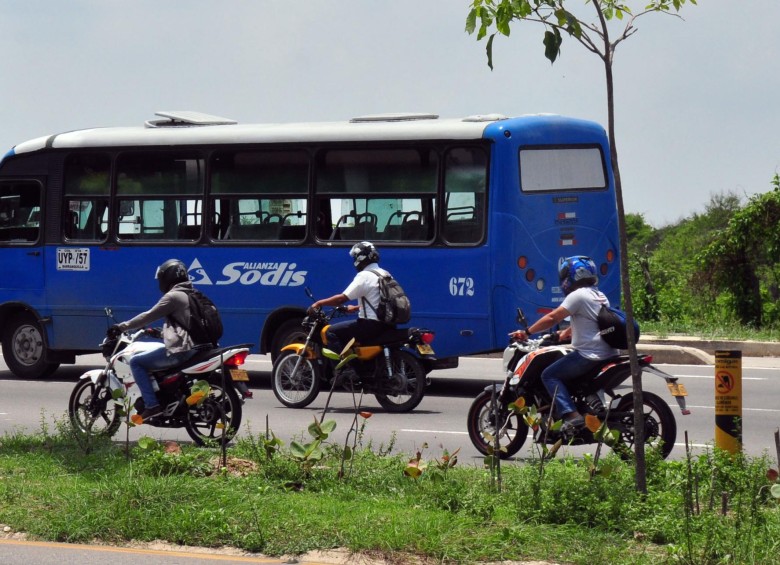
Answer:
[
  {"xmin": 467, "ymin": 309, "xmax": 691, "ymax": 459},
  {"xmin": 271, "ymin": 298, "xmax": 436, "ymax": 413}
]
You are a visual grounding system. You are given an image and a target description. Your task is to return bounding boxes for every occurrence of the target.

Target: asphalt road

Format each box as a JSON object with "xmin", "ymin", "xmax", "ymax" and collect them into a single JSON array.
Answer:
[
  {"xmin": 1, "ymin": 352, "xmax": 779, "ymax": 564},
  {"xmin": 1, "ymin": 352, "xmax": 778, "ymax": 462}
]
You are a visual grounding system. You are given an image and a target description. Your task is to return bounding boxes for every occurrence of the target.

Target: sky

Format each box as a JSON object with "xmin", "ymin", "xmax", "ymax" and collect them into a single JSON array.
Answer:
[{"xmin": 1, "ymin": 1, "xmax": 777, "ymax": 228}]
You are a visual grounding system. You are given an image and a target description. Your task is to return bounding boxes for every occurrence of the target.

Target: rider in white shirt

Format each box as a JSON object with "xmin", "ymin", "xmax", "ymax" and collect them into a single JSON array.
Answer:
[{"xmin": 309, "ymin": 241, "xmax": 395, "ymax": 354}]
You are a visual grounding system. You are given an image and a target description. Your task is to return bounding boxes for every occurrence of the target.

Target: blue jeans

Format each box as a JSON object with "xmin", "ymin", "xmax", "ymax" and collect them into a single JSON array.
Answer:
[
  {"xmin": 129, "ymin": 347, "xmax": 197, "ymax": 409},
  {"xmin": 541, "ymin": 350, "xmax": 603, "ymax": 417}
]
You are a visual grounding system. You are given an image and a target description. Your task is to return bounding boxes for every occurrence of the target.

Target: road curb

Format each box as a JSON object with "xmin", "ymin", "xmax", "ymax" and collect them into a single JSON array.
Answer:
[{"xmin": 637, "ymin": 344, "xmax": 714, "ymax": 365}]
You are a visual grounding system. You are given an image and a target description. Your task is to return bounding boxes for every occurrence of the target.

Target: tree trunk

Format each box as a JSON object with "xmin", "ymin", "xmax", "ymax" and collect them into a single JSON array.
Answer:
[{"xmin": 603, "ymin": 45, "xmax": 647, "ymax": 494}]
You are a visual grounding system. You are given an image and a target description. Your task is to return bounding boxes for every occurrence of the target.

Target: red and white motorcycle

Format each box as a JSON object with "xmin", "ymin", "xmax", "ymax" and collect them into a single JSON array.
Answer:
[{"xmin": 467, "ymin": 309, "xmax": 690, "ymax": 459}]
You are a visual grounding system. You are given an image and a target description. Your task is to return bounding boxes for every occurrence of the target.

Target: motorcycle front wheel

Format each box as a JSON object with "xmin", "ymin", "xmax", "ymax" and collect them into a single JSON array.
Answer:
[
  {"xmin": 467, "ymin": 389, "xmax": 529, "ymax": 458},
  {"xmin": 184, "ymin": 375, "xmax": 243, "ymax": 446},
  {"xmin": 612, "ymin": 390, "xmax": 677, "ymax": 460},
  {"xmin": 68, "ymin": 378, "xmax": 122, "ymax": 438},
  {"xmin": 272, "ymin": 350, "xmax": 322, "ymax": 408},
  {"xmin": 374, "ymin": 350, "xmax": 426, "ymax": 413}
]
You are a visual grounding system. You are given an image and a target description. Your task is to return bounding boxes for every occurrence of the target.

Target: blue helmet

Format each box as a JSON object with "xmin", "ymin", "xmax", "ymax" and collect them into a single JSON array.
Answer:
[{"xmin": 558, "ymin": 256, "xmax": 598, "ymax": 295}]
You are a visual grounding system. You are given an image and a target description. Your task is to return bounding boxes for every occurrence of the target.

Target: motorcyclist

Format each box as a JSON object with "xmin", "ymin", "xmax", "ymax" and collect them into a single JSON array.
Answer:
[
  {"xmin": 510, "ymin": 255, "xmax": 618, "ymax": 433},
  {"xmin": 308, "ymin": 241, "xmax": 395, "ymax": 356},
  {"xmin": 108, "ymin": 258, "xmax": 201, "ymax": 422}
]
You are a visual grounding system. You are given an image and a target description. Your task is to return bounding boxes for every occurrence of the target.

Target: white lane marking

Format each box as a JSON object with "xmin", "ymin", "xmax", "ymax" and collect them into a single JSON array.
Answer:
[
  {"xmin": 401, "ymin": 429, "xmax": 712, "ymax": 450},
  {"xmin": 674, "ymin": 374, "xmax": 766, "ymax": 381},
  {"xmin": 401, "ymin": 429, "xmax": 468, "ymax": 435},
  {"xmin": 686, "ymin": 405, "xmax": 780, "ymax": 413}
]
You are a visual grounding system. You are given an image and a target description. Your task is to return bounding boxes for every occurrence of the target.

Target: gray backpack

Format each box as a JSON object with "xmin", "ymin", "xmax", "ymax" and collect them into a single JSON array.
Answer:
[{"xmin": 364, "ymin": 269, "xmax": 411, "ymax": 325}]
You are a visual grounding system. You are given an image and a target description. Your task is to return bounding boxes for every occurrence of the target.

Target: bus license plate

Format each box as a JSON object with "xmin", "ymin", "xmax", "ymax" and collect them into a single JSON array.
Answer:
[
  {"xmin": 230, "ymin": 369, "xmax": 249, "ymax": 382},
  {"xmin": 416, "ymin": 344, "xmax": 434, "ymax": 355},
  {"xmin": 667, "ymin": 382, "xmax": 688, "ymax": 397}
]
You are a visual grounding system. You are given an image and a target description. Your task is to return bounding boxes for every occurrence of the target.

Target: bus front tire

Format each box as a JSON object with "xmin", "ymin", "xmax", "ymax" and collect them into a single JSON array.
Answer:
[
  {"xmin": 270, "ymin": 318, "xmax": 306, "ymax": 362},
  {"xmin": 2, "ymin": 312, "xmax": 59, "ymax": 379}
]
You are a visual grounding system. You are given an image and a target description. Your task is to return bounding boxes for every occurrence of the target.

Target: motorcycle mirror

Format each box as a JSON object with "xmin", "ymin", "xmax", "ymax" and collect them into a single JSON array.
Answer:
[
  {"xmin": 516, "ymin": 308, "xmax": 529, "ymax": 329},
  {"xmin": 305, "ymin": 287, "xmax": 314, "ymax": 300}
]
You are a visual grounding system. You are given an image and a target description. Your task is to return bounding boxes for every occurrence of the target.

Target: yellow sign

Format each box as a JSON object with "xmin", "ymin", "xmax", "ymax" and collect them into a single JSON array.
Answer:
[{"xmin": 714, "ymin": 350, "xmax": 742, "ymax": 453}]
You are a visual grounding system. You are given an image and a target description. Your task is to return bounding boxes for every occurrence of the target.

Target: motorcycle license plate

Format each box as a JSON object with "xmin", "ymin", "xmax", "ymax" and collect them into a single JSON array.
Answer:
[
  {"xmin": 416, "ymin": 344, "xmax": 434, "ymax": 355},
  {"xmin": 667, "ymin": 382, "xmax": 688, "ymax": 397},
  {"xmin": 230, "ymin": 369, "xmax": 250, "ymax": 382}
]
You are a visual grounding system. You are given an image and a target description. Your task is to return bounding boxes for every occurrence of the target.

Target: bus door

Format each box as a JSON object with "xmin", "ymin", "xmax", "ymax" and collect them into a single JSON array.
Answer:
[{"xmin": 0, "ymin": 180, "xmax": 44, "ymax": 292}]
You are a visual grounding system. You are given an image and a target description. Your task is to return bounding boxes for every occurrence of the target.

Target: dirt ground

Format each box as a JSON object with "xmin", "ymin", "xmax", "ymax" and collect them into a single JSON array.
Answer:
[{"xmin": 2, "ymin": 525, "xmax": 557, "ymax": 564}]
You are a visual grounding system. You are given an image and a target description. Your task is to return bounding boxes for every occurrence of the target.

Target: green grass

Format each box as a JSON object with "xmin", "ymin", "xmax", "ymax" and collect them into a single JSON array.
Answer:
[
  {"xmin": 641, "ymin": 320, "xmax": 780, "ymax": 342},
  {"xmin": 1, "ymin": 421, "xmax": 779, "ymax": 564}
]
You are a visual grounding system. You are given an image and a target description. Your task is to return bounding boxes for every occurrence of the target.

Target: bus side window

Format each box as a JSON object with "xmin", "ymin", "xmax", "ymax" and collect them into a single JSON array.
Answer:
[
  {"xmin": 115, "ymin": 152, "xmax": 204, "ymax": 242},
  {"xmin": 0, "ymin": 181, "xmax": 42, "ymax": 243},
  {"xmin": 62, "ymin": 153, "xmax": 110, "ymax": 242},
  {"xmin": 209, "ymin": 150, "xmax": 309, "ymax": 243},
  {"xmin": 443, "ymin": 147, "xmax": 488, "ymax": 245}
]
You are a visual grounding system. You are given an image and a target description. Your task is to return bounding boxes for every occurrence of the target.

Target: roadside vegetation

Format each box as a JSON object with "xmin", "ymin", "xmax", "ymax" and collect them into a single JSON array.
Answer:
[
  {"xmin": 1, "ymin": 414, "xmax": 779, "ymax": 564},
  {"xmin": 628, "ymin": 174, "xmax": 780, "ymax": 340}
]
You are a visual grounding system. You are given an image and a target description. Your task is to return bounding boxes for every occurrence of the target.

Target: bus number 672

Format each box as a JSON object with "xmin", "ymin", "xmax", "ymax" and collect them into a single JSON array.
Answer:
[{"xmin": 449, "ymin": 277, "xmax": 474, "ymax": 297}]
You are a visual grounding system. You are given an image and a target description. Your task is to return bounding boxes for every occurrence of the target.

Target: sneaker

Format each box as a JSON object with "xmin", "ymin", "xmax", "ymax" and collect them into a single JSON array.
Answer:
[
  {"xmin": 560, "ymin": 412, "xmax": 585, "ymax": 435},
  {"xmin": 140, "ymin": 405, "xmax": 163, "ymax": 422},
  {"xmin": 335, "ymin": 366, "xmax": 360, "ymax": 389}
]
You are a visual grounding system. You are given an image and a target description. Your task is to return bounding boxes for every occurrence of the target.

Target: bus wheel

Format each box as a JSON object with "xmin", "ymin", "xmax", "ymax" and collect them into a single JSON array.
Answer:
[
  {"xmin": 270, "ymin": 318, "xmax": 306, "ymax": 362},
  {"xmin": 2, "ymin": 312, "xmax": 59, "ymax": 379}
]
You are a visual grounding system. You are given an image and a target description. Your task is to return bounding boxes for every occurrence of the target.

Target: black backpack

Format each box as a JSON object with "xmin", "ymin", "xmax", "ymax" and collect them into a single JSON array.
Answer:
[
  {"xmin": 364, "ymin": 269, "xmax": 411, "ymax": 325},
  {"xmin": 175, "ymin": 288, "xmax": 224, "ymax": 347},
  {"xmin": 597, "ymin": 304, "xmax": 640, "ymax": 350}
]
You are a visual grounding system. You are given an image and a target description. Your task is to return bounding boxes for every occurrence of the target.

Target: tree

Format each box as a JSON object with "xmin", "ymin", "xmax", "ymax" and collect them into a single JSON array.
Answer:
[
  {"xmin": 466, "ymin": 0, "xmax": 696, "ymax": 493},
  {"xmin": 698, "ymin": 175, "xmax": 780, "ymax": 328}
]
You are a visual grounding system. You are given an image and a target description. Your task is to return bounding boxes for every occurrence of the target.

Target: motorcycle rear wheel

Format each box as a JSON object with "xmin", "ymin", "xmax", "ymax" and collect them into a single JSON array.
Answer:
[
  {"xmin": 374, "ymin": 350, "xmax": 426, "ymax": 413},
  {"xmin": 612, "ymin": 390, "xmax": 677, "ymax": 460},
  {"xmin": 467, "ymin": 389, "xmax": 529, "ymax": 458},
  {"xmin": 68, "ymin": 378, "xmax": 122, "ymax": 438},
  {"xmin": 272, "ymin": 350, "xmax": 322, "ymax": 408},
  {"xmin": 184, "ymin": 375, "xmax": 243, "ymax": 446}
]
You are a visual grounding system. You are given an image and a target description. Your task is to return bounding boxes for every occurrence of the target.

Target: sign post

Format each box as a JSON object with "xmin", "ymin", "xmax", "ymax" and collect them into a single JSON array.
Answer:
[{"xmin": 714, "ymin": 350, "xmax": 742, "ymax": 454}]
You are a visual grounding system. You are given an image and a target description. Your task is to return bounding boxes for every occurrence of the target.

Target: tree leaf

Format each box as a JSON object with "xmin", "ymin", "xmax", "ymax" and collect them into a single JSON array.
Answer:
[
  {"xmin": 289, "ymin": 441, "xmax": 306, "ymax": 458},
  {"xmin": 486, "ymin": 33, "xmax": 496, "ymax": 70},
  {"xmin": 465, "ymin": 9, "xmax": 477, "ymax": 34},
  {"xmin": 543, "ymin": 28, "xmax": 562, "ymax": 64}
]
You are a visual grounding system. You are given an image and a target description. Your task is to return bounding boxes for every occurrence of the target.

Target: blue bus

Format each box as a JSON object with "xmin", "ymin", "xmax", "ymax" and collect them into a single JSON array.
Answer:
[{"xmin": 0, "ymin": 111, "xmax": 619, "ymax": 378}]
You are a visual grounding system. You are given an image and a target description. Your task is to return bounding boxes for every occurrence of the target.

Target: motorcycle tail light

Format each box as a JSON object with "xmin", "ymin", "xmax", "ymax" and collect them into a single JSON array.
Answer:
[
  {"xmin": 225, "ymin": 351, "xmax": 249, "ymax": 366},
  {"xmin": 421, "ymin": 332, "xmax": 435, "ymax": 344}
]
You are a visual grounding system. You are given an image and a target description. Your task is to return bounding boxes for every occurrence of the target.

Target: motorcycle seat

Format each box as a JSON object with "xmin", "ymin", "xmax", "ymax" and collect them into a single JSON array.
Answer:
[
  {"xmin": 151, "ymin": 343, "xmax": 253, "ymax": 375},
  {"xmin": 360, "ymin": 327, "xmax": 410, "ymax": 346}
]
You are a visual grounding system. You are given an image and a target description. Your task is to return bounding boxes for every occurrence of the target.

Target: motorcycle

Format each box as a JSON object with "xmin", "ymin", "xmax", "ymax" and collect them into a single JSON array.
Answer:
[
  {"xmin": 271, "ymin": 291, "xmax": 436, "ymax": 413},
  {"xmin": 467, "ymin": 309, "xmax": 691, "ymax": 459},
  {"xmin": 68, "ymin": 311, "xmax": 253, "ymax": 446}
]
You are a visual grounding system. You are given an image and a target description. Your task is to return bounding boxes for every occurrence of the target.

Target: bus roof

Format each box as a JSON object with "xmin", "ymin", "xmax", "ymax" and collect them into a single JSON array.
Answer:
[{"xmin": 8, "ymin": 111, "xmax": 602, "ymax": 155}]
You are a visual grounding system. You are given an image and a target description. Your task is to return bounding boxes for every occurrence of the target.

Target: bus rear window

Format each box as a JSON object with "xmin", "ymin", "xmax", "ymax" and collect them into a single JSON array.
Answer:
[{"xmin": 519, "ymin": 147, "xmax": 606, "ymax": 192}]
